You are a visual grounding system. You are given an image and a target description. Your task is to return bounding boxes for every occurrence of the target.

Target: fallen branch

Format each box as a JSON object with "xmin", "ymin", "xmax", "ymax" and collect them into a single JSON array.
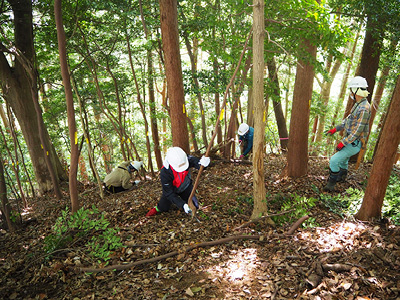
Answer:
[
  {"xmin": 234, "ymin": 209, "xmax": 295, "ymax": 230},
  {"xmin": 322, "ymin": 263, "xmax": 353, "ymax": 273},
  {"xmin": 286, "ymin": 215, "xmax": 309, "ymax": 235},
  {"xmin": 79, "ymin": 234, "xmax": 263, "ymax": 273}
]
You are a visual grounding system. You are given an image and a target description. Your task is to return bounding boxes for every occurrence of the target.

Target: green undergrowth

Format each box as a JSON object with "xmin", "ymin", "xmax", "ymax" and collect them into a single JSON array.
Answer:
[
  {"xmin": 44, "ymin": 205, "xmax": 124, "ymax": 263},
  {"xmin": 318, "ymin": 171, "xmax": 400, "ymax": 224}
]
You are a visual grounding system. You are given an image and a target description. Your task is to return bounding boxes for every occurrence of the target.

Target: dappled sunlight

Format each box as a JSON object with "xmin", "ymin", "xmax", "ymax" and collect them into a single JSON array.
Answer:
[
  {"xmin": 206, "ymin": 248, "xmax": 259, "ymax": 283},
  {"xmin": 297, "ymin": 221, "xmax": 369, "ymax": 252}
]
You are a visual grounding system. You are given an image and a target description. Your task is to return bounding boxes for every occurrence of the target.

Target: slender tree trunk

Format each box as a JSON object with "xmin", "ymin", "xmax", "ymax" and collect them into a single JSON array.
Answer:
[
  {"xmin": 355, "ymin": 75, "xmax": 400, "ymax": 220},
  {"xmin": 286, "ymin": 40, "xmax": 317, "ymax": 178},
  {"xmin": 251, "ymin": 0, "xmax": 268, "ymax": 220},
  {"xmin": 331, "ymin": 29, "xmax": 360, "ymax": 130},
  {"xmin": 0, "ymin": 126, "xmax": 27, "ymax": 207},
  {"xmin": 138, "ymin": 1, "xmax": 163, "ymax": 169},
  {"xmin": 159, "ymin": 0, "xmax": 189, "ymax": 152},
  {"xmin": 72, "ymin": 77, "xmax": 104, "ymax": 199},
  {"xmin": 267, "ymin": 57, "xmax": 288, "ymax": 150},
  {"xmin": 182, "ymin": 22, "xmax": 208, "ymax": 148},
  {"xmin": 213, "ymin": 58, "xmax": 223, "ymax": 153},
  {"xmin": 315, "ymin": 56, "xmax": 342, "ymax": 143},
  {"xmin": 0, "ymin": 156, "xmax": 14, "ymax": 233},
  {"xmin": 54, "ymin": 0, "xmax": 79, "ymax": 212}
]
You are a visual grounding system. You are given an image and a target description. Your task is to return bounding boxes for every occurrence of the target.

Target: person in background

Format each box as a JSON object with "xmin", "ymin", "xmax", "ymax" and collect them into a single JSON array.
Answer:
[
  {"xmin": 238, "ymin": 123, "xmax": 254, "ymax": 159},
  {"xmin": 104, "ymin": 161, "xmax": 143, "ymax": 194},
  {"xmin": 146, "ymin": 147, "xmax": 210, "ymax": 217},
  {"xmin": 324, "ymin": 76, "xmax": 371, "ymax": 192}
]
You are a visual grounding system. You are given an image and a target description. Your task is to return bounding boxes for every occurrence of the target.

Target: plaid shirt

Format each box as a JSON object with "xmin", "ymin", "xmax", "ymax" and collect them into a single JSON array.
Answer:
[{"xmin": 336, "ymin": 98, "xmax": 371, "ymax": 146}]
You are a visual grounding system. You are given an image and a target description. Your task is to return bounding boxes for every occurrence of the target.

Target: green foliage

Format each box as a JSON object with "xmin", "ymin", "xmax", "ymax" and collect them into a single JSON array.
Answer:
[
  {"xmin": 319, "ymin": 187, "xmax": 364, "ymax": 217},
  {"xmin": 382, "ymin": 172, "xmax": 400, "ymax": 225},
  {"xmin": 44, "ymin": 205, "xmax": 124, "ymax": 262},
  {"xmin": 228, "ymin": 195, "xmax": 254, "ymax": 215},
  {"xmin": 270, "ymin": 193, "xmax": 318, "ymax": 228}
]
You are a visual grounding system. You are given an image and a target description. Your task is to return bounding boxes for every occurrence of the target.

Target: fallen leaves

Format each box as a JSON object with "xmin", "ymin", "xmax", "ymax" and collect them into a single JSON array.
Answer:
[{"xmin": 0, "ymin": 156, "xmax": 399, "ymax": 299}]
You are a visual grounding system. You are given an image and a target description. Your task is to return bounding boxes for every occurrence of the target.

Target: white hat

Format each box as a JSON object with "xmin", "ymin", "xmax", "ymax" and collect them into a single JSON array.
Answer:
[
  {"xmin": 238, "ymin": 123, "xmax": 250, "ymax": 136},
  {"xmin": 348, "ymin": 76, "xmax": 368, "ymax": 89},
  {"xmin": 165, "ymin": 147, "xmax": 188, "ymax": 172},
  {"xmin": 132, "ymin": 161, "xmax": 143, "ymax": 171}
]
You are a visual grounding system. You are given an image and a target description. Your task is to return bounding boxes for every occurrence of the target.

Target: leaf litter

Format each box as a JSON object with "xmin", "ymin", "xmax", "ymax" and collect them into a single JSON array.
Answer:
[{"xmin": 0, "ymin": 154, "xmax": 399, "ymax": 299}]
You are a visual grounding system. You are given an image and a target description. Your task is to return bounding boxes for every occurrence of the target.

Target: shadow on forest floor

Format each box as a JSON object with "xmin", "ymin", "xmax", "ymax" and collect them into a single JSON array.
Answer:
[{"xmin": 0, "ymin": 154, "xmax": 399, "ymax": 299}]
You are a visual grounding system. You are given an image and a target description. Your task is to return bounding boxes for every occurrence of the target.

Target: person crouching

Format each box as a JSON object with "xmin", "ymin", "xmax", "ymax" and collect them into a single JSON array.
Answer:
[
  {"xmin": 146, "ymin": 147, "xmax": 210, "ymax": 216},
  {"xmin": 104, "ymin": 161, "xmax": 143, "ymax": 194}
]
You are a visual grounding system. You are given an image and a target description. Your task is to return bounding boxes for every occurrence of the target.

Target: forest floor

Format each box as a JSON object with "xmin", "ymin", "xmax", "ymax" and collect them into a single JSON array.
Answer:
[{"xmin": 0, "ymin": 154, "xmax": 400, "ymax": 300}]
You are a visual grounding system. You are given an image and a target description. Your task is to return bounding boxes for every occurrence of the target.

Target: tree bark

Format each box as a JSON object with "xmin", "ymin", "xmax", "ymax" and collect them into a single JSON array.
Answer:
[
  {"xmin": 0, "ymin": 0, "xmax": 66, "ymax": 194},
  {"xmin": 267, "ymin": 57, "xmax": 288, "ymax": 151},
  {"xmin": 54, "ymin": 0, "xmax": 80, "ymax": 212},
  {"xmin": 159, "ymin": 0, "xmax": 189, "ymax": 152},
  {"xmin": 0, "ymin": 156, "xmax": 14, "ymax": 232},
  {"xmin": 286, "ymin": 40, "xmax": 317, "ymax": 178},
  {"xmin": 355, "ymin": 75, "xmax": 400, "ymax": 221},
  {"xmin": 251, "ymin": 0, "xmax": 268, "ymax": 220}
]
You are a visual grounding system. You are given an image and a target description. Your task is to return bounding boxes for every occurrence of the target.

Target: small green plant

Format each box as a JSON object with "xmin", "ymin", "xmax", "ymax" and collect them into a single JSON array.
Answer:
[
  {"xmin": 9, "ymin": 210, "xmax": 20, "ymax": 223},
  {"xmin": 320, "ymin": 187, "xmax": 363, "ymax": 217},
  {"xmin": 271, "ymin": 194, "xmax": 318, "ymax": 228},
  {"xmin": 382, "ymin": 172, "xmax": 400, "ymax": 225},
  {"xmin": 44, "ymin": 205, "xmax": 123, "ymax": 262}
]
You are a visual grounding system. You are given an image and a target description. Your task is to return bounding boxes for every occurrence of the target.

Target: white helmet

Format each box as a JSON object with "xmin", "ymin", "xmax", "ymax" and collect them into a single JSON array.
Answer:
[
  {"xmin": 238, "ymin": 123, "xmax": 250, "ymax": 136},
  {"xmin": 131, "ymin": 161, "xmax": 143, "ymax": 171},
  {"xmin": 348, "ymin": 76, "xmax": 368, "ymax": 89},
  {"xmin": 165, "ymin": 147, "xmax": 188, "ymax": 172}
]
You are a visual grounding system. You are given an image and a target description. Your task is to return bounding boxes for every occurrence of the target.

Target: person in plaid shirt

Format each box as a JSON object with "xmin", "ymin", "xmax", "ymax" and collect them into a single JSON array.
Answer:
[{"xmin": 324, "ymin": 76, "xmax": 371, "ymax": 192}]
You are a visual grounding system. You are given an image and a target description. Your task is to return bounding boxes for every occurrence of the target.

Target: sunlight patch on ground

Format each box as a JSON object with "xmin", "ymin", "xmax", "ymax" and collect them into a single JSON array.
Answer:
[
  {"xmin": 206, "ymin": 248, "xmax": 258, "ymax": 282},
  {"xmin": 297, "ymin": 221, "xmax": 368, "ymax": 252}
]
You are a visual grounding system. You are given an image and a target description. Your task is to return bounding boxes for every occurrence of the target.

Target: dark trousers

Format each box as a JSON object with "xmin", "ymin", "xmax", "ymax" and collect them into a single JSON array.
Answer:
[
  {"xmin": 104, "ymin": 184, "xmax": 126, "ymax": 194},
  {"xmin": 157, "ymin": 184, "xmax": 194, "ymax": 212}
]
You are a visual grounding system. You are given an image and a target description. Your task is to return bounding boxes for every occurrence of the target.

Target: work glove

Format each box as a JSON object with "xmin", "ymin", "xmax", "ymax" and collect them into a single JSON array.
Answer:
[
  {"xmin": 134, "ymin": 180, "xmax": 140, "ymax": 185},
  {"xmin": 183, "ymin": 204, "xmax": 192, "ymax": 214},
  {"xmin": 336, "ymin": 142, "xmax": 344, "ymax": 151},
  {"xmin": 325, "ymin": 128, "xmax": 337, "ymax": 135},
  {"xmin": 199, "ymin": 156, "xmax": 210, "ymax": 167}
]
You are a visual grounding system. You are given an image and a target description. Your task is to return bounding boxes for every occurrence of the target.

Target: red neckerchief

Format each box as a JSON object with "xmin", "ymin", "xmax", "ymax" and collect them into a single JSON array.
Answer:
[{"xmin": 170, "ymin": 166, "xmax": 188, "ymax": 188}]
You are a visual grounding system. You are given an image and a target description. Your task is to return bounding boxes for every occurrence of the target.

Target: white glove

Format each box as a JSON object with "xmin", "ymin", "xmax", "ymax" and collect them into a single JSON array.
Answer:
[
  {"xmin": 183, "ymin": 204, "xmax": 192, "ymax": 214},
  {"xmin": 134, "ymin": 180, "xmax": 140, "ymax": 185},
  {"xmin": 199, "ymin": 156, "xmax": 210, "ymax": 167}
]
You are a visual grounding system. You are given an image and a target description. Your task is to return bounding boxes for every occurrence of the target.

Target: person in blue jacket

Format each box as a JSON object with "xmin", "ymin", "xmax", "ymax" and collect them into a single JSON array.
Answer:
[
  {"xmin": 146, "ymin": 147, "xmax": 210, "ymax": 217},
  {"xmin": 238, "ymin": 123, "xmax": 254, "ymax": 159}
]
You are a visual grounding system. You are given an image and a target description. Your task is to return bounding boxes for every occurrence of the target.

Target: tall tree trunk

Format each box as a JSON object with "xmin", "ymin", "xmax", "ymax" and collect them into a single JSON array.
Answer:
[
  {"xmin": 355, "ymin": 75, "xmax": 400, "ymax": 221},
  {"xmin": 72, "ymin": 77, "xmax": 104, "ymax": 199},
  {"xmin": 54, "ymin": 0, "xmax": 79, "ymax": 213},
  {"xmin": 213, "ymin": 58, "xmax": 223, "ymax": 152},
  {"xmin": 251, "ymin": 0, "xmax": 268, "ymax": 220},
  {"xmin": 138, "ymin": 0, "xmax": 163, "ymax": 169},
  {"xmin": 286, "ymin": 40, "xmax": 317, "ymax": 178},
  {"xmin": 159, "ymin": 0, "xmax": 189, "ymax": 152},
  {"xmin": 0, "ymin": 0, "xmax": 66, "ymax": 194},
  {"xmin": 315, "ymin": 56, "xmax": 343, "ymax": 143},
  {"xmin": 267, "ymin": 57, "xmax": 289, "ymax": 151},
  {"xmin": 181, "ymin": 18, "xmax": 208, "ymax": 148}
]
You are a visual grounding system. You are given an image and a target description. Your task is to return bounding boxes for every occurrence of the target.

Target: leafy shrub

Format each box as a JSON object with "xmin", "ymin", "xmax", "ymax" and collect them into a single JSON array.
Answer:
[
  {"xmin": 382, "ymin": 172, "xmax": 400, "ymax": 225},
  {"xmin": 44, "ymin": 205, "xmax": 124, "ymax": 262},
  {"xmin": 270, "ymin": 194, "xmax": 318, "ymax": 228},
  {"xmin": 319, "ymin": 187, "xmax": 364, "ymax": 217}
]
